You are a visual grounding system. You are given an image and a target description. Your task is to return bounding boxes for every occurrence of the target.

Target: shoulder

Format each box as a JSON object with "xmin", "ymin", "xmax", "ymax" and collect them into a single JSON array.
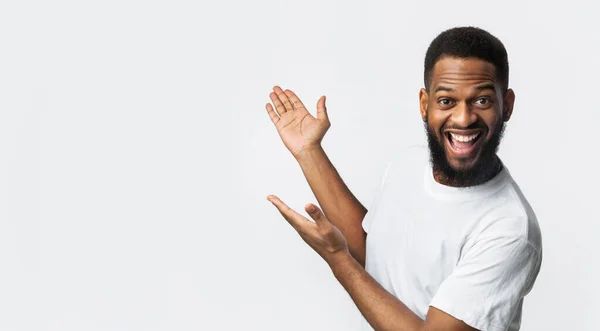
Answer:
[{"xmin": 474, "ymin": 172, "xmax": 542, "ymax": 254}]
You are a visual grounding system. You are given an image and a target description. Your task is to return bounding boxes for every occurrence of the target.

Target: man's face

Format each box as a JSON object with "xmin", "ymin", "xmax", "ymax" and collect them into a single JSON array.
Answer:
[{"xmin": 419, "ymin": 57, "xmax": 515, "ymax": 186}]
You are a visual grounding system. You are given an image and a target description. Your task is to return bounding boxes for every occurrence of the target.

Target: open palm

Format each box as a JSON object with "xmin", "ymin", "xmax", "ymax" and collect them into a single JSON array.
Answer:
[{"xmin": 265, "ymin": 86, "xmax": 330, "ymax": 157}]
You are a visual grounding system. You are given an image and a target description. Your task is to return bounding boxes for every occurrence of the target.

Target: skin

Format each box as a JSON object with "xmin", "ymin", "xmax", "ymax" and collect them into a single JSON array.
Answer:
[
  {"xmin": 266, "ymin": 195, "xmax": 476, "ymax": 331},
  {"xmin": 263, "ymin": 56, "xmax": 514, "ymax": 330},
  {"xmin": 265, "ymin": 87, "xmax": 368, "ymax": 267},
  {"xmin": 419, "ymin": 56, "xmax": 515, "ymax": 187}
]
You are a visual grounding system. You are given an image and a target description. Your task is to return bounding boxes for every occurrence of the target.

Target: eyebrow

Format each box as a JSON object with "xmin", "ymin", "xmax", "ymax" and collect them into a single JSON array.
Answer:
[
  {"xmin": 433, "ymin": 83, "xmax": 496, "ymax": 93},
  {"xmin": 475, "ymin": 83, "xmax": 496, "ymax": 92},
  {"xmin": 434, "ymin": 86, "xmax": 454, "ymax": 93}
]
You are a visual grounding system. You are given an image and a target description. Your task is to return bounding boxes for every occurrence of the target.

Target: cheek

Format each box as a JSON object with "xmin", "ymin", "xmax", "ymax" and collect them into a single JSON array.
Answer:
[
  {"xmin": 428, "ymin": 111, "xmax": 449, "ymax": 133},
  {"xmin": 484, "ymin": 114, "xmax": 503, "ymax": 135},
  {"xmin": 426, "ymin": 120, "xmax": 448, "ymax": 145}
]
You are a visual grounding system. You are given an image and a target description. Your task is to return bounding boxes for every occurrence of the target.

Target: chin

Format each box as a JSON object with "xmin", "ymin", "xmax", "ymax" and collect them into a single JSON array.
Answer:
[
  {"xmin": 444, "ymin": 144, "xmax": 484, "ymax": 171},
  {"xmin": 447, "ymin": 153, "xmax": 482, "ymax": 169}
]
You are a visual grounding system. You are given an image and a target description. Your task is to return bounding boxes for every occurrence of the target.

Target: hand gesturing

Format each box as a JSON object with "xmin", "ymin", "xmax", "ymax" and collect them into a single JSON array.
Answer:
[
  {"xmin": 267, "ymin": 195, "xmax": 348, "ymax": 263},
  {"xmin": 265, "ymin": 86, "xmax": 330, "ymax": 158}
]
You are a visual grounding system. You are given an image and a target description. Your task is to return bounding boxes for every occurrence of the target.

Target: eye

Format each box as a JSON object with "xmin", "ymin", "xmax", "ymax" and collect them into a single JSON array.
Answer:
[
  {"xmin": 438, "ymin": 98, "xmax": 454, "ymax": 107},
  {"xmin": 474, "ymin": 97, "xmax": 492, "ymax": 106}
]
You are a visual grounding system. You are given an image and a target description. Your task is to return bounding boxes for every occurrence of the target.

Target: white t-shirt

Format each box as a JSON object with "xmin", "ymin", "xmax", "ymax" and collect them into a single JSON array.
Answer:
[{"xmin": 361, "ymin": 145, "xmax": 542, "ymax": 331}]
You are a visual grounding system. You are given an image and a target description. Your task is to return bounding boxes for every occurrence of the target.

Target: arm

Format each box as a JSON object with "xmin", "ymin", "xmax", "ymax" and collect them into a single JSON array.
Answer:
[
  {"xmin": 266, "ymin": 196, "xmax": 477, "ymax": 331},
  {"xmin": 265, "ymin": 86, "xmax": 368, "ymax": 266},
  {"xmin": 294, "ymin": 146, "xmax": 368, "ymax": 266},
  {"xmin": 329, "ymin": 251, "xmax": 476, "ymax": 331}
]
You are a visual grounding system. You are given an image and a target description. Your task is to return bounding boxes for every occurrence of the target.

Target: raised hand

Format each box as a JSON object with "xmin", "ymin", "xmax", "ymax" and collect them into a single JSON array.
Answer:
[
  {"xmin": 265, "ymin": 86, "xmax": 330, "ymax": 158},
  {"xmin": 267, "ymin": 194, "xmax": 348, "ymax": 264}
]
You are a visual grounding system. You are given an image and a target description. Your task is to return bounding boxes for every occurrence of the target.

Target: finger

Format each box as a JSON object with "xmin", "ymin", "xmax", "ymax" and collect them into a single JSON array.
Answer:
[
  {"xmin": 305, "ymin": 203, "xmax": 328, "ymax": 226},
  {"xmin": 273, "ymin": 86, "xmax": 294, "ymax": 113},
  {"xmin": 284, "ymin": 90, "xmax": 309, "ymax": 114},
  {"xmin": 267, "ymin": 195, "xmax": 310, "ymax": 229},
  {"xmin": 269, "ymin": 91, "xmax": 287, "ymax": 116},
  {"xmin": 316, "ymin": 95, "xmax": 329, "ymax": 121},
  {"xmin": 265, "ymin": 103, "xmax": 280, "ymax": 125}
]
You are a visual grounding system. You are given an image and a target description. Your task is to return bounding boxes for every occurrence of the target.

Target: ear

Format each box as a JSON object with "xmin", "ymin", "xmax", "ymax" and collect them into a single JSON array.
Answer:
[
  {"xmin": 419, "ymin": 88, "xmax": 429, "ymax": 122},
  {"xmin": 502, "ymin": 88, "xmax": 515, "ymax": 122}
]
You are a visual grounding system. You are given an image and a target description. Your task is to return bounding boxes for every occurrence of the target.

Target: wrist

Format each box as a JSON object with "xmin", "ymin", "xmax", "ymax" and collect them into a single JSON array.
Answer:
[
  {"xmin": 327, "ymin": 249, "xmax": 355, "ymax": 275},
  {"xmin": 293, "ymin": 144, "xmax": 324, "ymax": 162}
]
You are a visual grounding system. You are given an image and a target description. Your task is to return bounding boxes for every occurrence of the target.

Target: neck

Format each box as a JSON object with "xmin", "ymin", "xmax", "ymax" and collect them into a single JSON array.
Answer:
[{"xmin": 432, "ymin": 155, "xmax": 503, "ymax": 188}]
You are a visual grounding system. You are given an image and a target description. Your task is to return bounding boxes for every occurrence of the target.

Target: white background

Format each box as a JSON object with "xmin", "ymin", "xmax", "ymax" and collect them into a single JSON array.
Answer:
[{"xmin": 1, "ymin": 0, "xmax": 599, "ymax": 330}]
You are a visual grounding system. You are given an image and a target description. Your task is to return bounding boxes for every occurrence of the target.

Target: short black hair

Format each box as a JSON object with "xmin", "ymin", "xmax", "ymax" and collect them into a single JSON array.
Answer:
[{"xmin": 424, "ymin": 26, "xmax": 509, "ymax": 92}]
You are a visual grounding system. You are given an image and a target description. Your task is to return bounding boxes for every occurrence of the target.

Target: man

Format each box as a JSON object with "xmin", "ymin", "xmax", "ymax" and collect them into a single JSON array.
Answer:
[{"xmin": 263, "ymin": 26, "xmax": 542, "ymax": 331}]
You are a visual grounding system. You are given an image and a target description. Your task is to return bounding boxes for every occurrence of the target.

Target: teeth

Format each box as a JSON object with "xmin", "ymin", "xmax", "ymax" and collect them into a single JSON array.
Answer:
[{"xmin": 450, "ymin": 132, "xmax": 479, "ymax": 142}]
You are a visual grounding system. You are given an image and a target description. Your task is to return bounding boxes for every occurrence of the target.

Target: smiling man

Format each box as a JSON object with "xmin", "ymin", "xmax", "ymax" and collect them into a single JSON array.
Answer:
[{"xmin": 263, "ymin": 27, "xmax": 542, "ymax": 331}]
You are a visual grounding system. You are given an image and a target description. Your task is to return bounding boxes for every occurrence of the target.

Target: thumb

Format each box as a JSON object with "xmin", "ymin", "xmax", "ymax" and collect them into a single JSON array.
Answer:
[
  {"xmin": 316, "ymin": 95, "xmax": 329, "ymax": 121},
  {"xmin": 305, "ymin": 203, "xmax": 327, "ymax": 225}
]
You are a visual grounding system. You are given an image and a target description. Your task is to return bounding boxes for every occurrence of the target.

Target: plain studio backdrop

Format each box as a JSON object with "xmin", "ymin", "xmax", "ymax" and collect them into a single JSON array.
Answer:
[{"xmin": 1, "ymin": 0, "xmax": 598, "ymax": 330}]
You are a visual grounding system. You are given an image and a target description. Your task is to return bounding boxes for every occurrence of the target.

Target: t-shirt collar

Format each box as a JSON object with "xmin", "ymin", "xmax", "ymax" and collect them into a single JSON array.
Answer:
[{"xmin": 423, "ymin": 159, "xmax": 510, "ymax": 201}]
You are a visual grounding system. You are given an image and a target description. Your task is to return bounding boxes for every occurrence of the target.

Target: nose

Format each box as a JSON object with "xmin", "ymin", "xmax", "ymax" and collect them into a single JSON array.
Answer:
[{"xmin": 452, "ymin": 102, "xmax": 478, "ymax": 128}]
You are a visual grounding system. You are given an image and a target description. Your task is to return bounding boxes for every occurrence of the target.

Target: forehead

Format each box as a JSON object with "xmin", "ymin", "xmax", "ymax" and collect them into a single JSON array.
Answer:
[{"xmin": 431, "ymin": 57, "xmax": 498, "ymax": 89}]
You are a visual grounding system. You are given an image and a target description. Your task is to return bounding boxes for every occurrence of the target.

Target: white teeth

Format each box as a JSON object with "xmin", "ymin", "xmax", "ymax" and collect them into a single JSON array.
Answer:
[{"xmin": 450, "ymin": 132, "xmax": 479, "ymax": 142}]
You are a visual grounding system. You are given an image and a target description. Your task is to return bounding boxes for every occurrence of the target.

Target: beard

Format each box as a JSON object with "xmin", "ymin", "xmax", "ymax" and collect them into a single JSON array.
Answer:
[{"xmin": 424, "ymin": 119, "xmax": 506, "ymax": 187}]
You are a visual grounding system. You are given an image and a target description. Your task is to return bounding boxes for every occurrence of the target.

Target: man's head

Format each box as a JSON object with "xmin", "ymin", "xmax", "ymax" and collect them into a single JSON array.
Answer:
[{"xmin": 419, "ymin": 26, "xmax": 515, "ymax": 187}]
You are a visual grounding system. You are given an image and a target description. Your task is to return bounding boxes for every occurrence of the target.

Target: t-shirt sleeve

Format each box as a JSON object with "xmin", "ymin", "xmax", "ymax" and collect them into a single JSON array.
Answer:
[
  {"xmin": 429, "ymin": 235, "xmax": 542, "ymax": 331},
  {"xmin": 362, "ymin": 161, "xmax": 393, "ymax": 233}
]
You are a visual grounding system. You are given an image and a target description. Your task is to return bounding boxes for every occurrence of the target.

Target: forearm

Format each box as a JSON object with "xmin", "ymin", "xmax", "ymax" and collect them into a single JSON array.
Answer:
[
  {"xmin": 295, "ymin": 146, "xmax": 368, "ymax": 266},
  {"xmin": 328, "ymin": 252, "xmax": 424, "ymax": 331}
]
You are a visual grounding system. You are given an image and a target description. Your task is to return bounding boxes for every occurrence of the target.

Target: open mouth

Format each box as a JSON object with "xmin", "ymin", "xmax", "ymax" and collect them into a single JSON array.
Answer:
[{"xmin": 445, "ymin": 131, "xmax": 484, "ymax": 157}]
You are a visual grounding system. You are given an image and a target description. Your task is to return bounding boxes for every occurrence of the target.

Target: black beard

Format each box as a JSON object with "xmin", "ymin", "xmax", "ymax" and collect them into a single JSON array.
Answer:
[{"xmin": 424, "ymin": 120, "xmax": 506, "ymax": 187}]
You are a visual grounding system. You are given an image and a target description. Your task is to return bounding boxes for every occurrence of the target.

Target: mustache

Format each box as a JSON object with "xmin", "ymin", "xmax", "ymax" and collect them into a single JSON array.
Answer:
[{"xmin": 442, "ymin": 123, "xmax": 488, "ymax": 131}]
